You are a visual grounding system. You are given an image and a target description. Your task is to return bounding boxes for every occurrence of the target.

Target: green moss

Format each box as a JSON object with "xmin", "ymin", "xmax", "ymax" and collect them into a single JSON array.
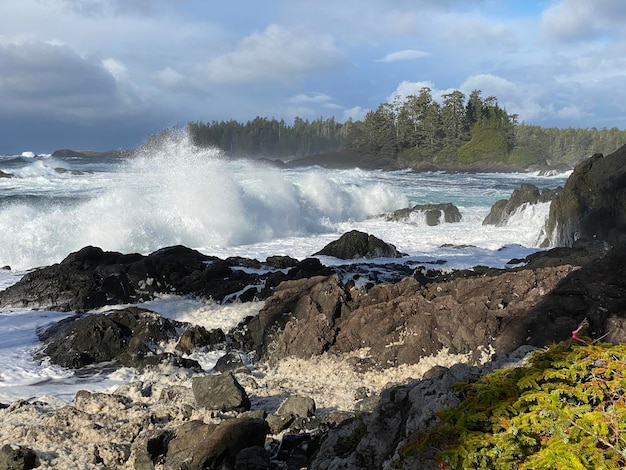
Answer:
[{"xmin": 401, "ymin": 341, "xmax": 626, "ymax": 469}]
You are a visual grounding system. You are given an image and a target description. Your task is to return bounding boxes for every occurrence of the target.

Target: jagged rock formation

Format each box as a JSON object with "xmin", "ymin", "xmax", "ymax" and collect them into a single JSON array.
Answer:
[
  {"xmin": 314, "ymin": 230, "xmax": 405, "ymax": 259},
  {"xmin": 542, "ymin": 145, "xmax": 626, "ymax": 246},
  {"xmin": 386, "ymin": 203, "xmax": 462, "ymax": 226},
  {"xmin": 483, "ymin": 183, "xmax": 560, "ymax": 226}
]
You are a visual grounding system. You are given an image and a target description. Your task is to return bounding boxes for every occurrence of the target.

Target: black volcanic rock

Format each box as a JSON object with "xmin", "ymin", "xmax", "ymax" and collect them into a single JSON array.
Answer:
[
  {"xmin": 543, "ymin": 146, "xmax": 626, "ymax": 247},
  {"xmin": 37, "ymin": 307, "xmax": 201, "ymax": 370},
  {"xmin": 483, "ymin": 183, "xmax": 560, "ymax": 226},
  {"xmin": 314, "ymin": 230, "xmax": 405, "ymax": 259},
  {"xmin": 387, "ymin": 203, "xmax": 462, "ymax": 226},
  {"xmin": 0, "ymin": 245, "xmax": 267, "ymax": 310}
]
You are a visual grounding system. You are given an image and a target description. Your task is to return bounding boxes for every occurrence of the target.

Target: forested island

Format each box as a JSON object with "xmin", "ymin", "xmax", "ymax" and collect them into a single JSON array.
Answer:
[{"xmin": 149, "ymin": 88, "xmax": 626, "ymax": 170}]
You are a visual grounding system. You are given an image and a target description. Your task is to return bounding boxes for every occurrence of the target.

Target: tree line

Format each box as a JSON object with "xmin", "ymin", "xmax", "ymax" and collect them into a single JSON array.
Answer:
[{"xmin": 157, "ymin": 88, "xmax": 626, "ymax": 167}]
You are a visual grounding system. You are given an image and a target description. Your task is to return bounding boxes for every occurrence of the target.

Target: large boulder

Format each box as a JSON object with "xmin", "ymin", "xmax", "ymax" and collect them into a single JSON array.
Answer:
[
  {"xmin": 135, "ymin": 417, "xmax": 268, "ymax": 470},
  {"xmin": 192, "ymin": 372, "xmax": 251, "ymax": 413},
  {"xmin": 313, "ymin": 230, "xmax": 405, "ymax": 259},
  {"xmin": 37, "ymin": 307, "xmax": 201, "ymax": 370},
  {"xmin": 542, "ymin": 146, "xmax": 626, "ymax": 247}
]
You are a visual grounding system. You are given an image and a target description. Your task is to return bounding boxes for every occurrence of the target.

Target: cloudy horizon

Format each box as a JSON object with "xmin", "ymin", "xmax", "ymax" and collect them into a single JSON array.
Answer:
[{"xmin": 1, "ymin": 0, "xmax": 626, "ymax": 154}]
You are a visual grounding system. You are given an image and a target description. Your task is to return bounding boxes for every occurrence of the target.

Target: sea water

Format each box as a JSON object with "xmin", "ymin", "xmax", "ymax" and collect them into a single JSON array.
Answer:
[{"xmin": 0, "ymin": 136, "xmax": 569, "ymax": 402}]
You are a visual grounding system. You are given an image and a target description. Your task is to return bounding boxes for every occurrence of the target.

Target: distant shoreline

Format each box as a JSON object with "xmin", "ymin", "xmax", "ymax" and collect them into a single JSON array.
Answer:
[{"xmin": 48, "ymin": 147, "xmax": 575, "ymax": 174}]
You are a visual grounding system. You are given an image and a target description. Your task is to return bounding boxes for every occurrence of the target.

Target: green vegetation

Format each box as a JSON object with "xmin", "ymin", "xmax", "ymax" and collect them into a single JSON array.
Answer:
[
  {"xmin": 400, "ymin": 341, "xmax": 626, "ymax": 469},
  {"xmin": 150, "ymin": 88, "xmax": 626, "ymax": 167}
]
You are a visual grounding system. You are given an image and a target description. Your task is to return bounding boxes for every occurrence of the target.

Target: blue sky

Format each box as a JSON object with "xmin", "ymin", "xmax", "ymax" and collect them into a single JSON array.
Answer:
[{"xmin": 1, "ymin": 0, "xmax": 626, "ymax": 153}]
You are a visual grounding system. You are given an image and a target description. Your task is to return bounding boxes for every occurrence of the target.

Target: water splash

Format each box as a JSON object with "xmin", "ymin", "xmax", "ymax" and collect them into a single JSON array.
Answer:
[{"xmin": 0, "ymin": 133, "xmax": 407, "ymax": 270}]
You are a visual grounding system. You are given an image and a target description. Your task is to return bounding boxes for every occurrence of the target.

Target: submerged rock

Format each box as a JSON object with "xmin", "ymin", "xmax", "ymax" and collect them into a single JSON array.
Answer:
[
  {"xmin": 387, "ymin": 202, "xmax": 462, "ymax": 226},
  {"xmin": 313, "ymin": 230, "xmax": 405, "ymax": 259}
]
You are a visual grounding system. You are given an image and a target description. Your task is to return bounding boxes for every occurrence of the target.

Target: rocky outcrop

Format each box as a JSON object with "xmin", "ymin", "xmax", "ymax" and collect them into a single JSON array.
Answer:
[
  {"xmin": 483, "ymin": 183, "xmax": 560, "ymax": 226},
  {"xmin": 387, "ymin": 203, "xmax": 462, "ymax": 226},
  {"xmin": 0, "ymin": 245, "xmax": 305, "ymax": 311},
  {"xmin": 542, "ymin": 145, "xmax": 626, "ymax": 246},
  {"xmin": 238, "ymin": 241, "xmax": 626, "ymax": 369},
  {"xmin": 36, "ymin": 307, "xmax": 203, "ymax": 370},
  {"xmin": 313, "ymin": 230, "xmax": 405, "ymax": 259}
]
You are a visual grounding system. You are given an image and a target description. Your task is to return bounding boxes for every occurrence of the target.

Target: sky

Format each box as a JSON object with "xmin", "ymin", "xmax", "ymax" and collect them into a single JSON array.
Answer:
[{"xmin": 1, "ymin": 0, "xmax": 626, "ymax": 154}]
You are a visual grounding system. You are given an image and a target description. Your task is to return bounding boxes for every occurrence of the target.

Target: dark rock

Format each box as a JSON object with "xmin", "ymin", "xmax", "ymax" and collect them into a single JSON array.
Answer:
[
  {"xmin": 313, "ymin": 230, "xmax": 405, "ymax": 259},
  {"xmin": 242, "ymin": 255, "xmax": 616, "ymax": 368},
  {"xmin": 164, "ymin": 417, "xmax": 268, "ymax": 470},
  {"xmin": 483, "ymin": 183, "xmax": 552, "ymax": 226},
  {"xmin": 192, "ymin": 372, "xmax": 251, "ymax": 413},
  {"xmin": 277, "ymin": 395, "xmax": 316, "ymax": 418},
  {"xmin": 132, "ymin": 429, "xmax": 173, "ymax": 470},
  {"xmin": 214, "ymin": 351, "xmax": 248, "ymax": 373},
  {"xmin": 543, "ymin": 146, "xmax": 626, "ymax": 247},
  {"xmin": 237, "ymin": 275, "xmax": 345, "ymax": 361},
  {"xmin": 265, "ymin": 255, "xmax": 299, "ymax": 269},
  {"xmin": 175, "ymin": 325, "xmax": 225, "ymax": 355},
  {"xmin": 286, "ymin": 258, "xmax": 334, "ymax": 279},
  {"xmin": 0, "ymin": 170, "xmax": 14, "ymax": 179},
  {"xmin": 387, "ymin": 203, "xmax": 462, "ymax": 226},
  {"xmin": 37, "ymin": 307, "xmax": 196, "ymax": 370},
  {"xmin": 235, "ymin": 445, "xmax": 272, "ymax": 470},
  {"xmin": 0, "ymin": 244, "xmax": 268, "ymax": 310},
  {"xmin": 0, "ymin": 444, "xmax": 39, "ymax": 470},
  {"xmin": 266, "ymin": 414, "xmax": 295, "ymax": 434}
]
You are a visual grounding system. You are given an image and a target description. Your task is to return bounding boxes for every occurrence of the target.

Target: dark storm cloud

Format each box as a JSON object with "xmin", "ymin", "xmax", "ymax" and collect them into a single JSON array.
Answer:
[{"xmin": 0, "ymin": 41, "xmax": 119, "ymax": 117}]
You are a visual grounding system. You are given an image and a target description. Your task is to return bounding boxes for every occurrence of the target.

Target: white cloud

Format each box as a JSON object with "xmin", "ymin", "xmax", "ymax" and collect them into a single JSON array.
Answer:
[
  {"xmin": 376, "ymin": 49, "xmax": 430, "ymax": 63},
  {"xmin": 204, "ymin": 24, "xmax": 347, "ymax": 84},
  {"xmin": 289, "ymin": 92, "xmax": 333, "ymax": 104},
  {"xmin": 541, "ymin": 0, "xmax": 626, "ymax": 43},
  {"xmin": 342, "ymin": 106, "xmax": 368, "ymax": 121},
  {"xmin": 459, "ymin": 74, "xmax": 517, "ymax": 98},
  {"xmin": 156, "ymin": 67, "xmax": 184, "ymax": 87},
  {"xmin": 102, "ymin": 58, "xmax": 129, "ymax": 82}
]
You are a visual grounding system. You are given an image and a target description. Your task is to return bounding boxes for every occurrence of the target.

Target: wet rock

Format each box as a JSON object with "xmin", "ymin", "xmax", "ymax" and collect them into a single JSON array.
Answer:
[
  {"xmin": 0, "ymin": 170, "xmax": 14, "ymax": 178},
  {"xmin": 314, "ymin": 230, "xmax": 405, "ymax": 259},
  {"xmin": 0, "ymin": 245, "xmax": 266, "ymax": 311},
  {"xmin": 214, "ymin": 351, "xmax": 248, "ymax": 373},
  {"xmin": 237, "ymin": 275, "xmax": 346, "ymax": 361},
  {"xmin": 244, "ymin": 260, "xmax": 591, "ymax": 368},
  {"xmin": 0, "ymin": 444, "xmax": 39, "ymax": 470},
  {"xmin": 482, "ymin": 183, "xmax": 558, "ymax": 226},
  {"xmin": 175, "ymin": 325, "xmax": 225, "ymax": 355},
  {"xmin": 37, "ymin": 307, "xmax": 198, "ymax": 370},
  {"xmin": 387, "ymin": 203, "xmax": 462, "ymax": 225},
  {"xmin": 543, "ymin": 146, "xmax": 626, "ymax": 247},
  {"xmin": 277, "ymin": 395, "xmax": 316, "ymax": 418},
  {"xmin": 164, "ymin": 417, "xmax": 268, "ymax": 470},
  {"xmin": 192, "ymin": 372, "xmax": 251, "ymax": 413}
]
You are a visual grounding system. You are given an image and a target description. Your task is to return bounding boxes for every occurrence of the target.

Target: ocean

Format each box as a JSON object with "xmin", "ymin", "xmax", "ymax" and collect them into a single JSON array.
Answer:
[{"xmin": 0, "ymin": 135, "xmax": 569, "ymax": 404}]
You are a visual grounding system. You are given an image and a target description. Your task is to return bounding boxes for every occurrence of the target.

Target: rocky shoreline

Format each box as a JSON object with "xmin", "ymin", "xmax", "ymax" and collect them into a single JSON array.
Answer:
[{"xmin": 0, "ymin": 146, "xmax": 625, "ymax": 469}]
